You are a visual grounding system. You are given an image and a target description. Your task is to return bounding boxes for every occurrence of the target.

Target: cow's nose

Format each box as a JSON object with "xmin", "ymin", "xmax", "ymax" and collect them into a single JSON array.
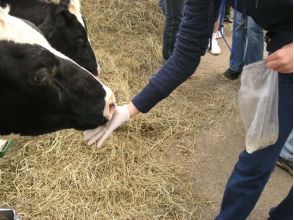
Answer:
[{"xmin": 103, "ymin": 86, "xmax": 116, "ymax": 120}]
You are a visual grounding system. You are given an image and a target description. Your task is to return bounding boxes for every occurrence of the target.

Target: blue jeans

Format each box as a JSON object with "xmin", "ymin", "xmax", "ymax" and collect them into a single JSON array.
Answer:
[
  {"xmin": 230, "ymin": 12, "xmax": 264, "ymax": 73},
  {"xmin": 159, "ymin": 0, "xmax": 165, "ymax": 14},
  {"xmin": 216, "ymin": 73, "xmax": 293, "ymax": 220},
  {"xmin": 280, "ymin": 130, "xmax": 293, "ymax": 161},
  {"xmin": 162, "ymin": 0, "xmax": 184, "ymax": 60}
]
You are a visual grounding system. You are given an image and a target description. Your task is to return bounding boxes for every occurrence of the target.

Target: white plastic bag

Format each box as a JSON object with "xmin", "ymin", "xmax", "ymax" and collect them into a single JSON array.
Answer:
[{"xmin": 238, "ymin": 61, "xmax": 279, "ymax": 153}]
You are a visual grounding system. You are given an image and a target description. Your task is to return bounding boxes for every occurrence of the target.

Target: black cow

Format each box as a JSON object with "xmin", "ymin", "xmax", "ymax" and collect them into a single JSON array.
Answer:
[
  {"xmin": 0, "ymin": 7, "xmax": 115, "ymax": 136},
  {"xmin": 0, "ymin": 0, "xmax": 99, "ymax": 75}
]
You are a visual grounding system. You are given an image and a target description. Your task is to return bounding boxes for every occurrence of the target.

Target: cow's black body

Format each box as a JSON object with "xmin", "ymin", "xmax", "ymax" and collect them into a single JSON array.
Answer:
[
  {"xmin": 0, "ymin": 41, "xmax": 106, "ymax": 136},
  {"xmin": 0, "ymin": 0, "xmax": 99, "ymax": 75}
]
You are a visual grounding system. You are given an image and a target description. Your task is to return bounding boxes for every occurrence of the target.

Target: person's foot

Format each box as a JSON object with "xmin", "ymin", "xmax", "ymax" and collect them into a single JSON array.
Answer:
[
  {"xmin": 208, "ymin": 33, "xmax": 221, "ymax": 55},
  {"xmin": 215, "ymin": 30, "xmax": 223, "ymax": 39},
  {"xmin": 276, "ymin": 157, "xmax": 293, "ymax": 175},
  {"xmin": 215, "ymin": 25, "xmax": 224, "ymax": 39},
  {"xmin": 223, "ymin": 16, "xmax": 232, "ymax": 23},
  {"xmin": 223, "ymin": 68, "xmax": 241, "ymax": 80}
]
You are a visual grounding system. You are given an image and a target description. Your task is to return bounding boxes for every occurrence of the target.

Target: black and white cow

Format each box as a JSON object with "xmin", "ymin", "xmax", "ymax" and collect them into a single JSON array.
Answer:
[
  {"xmin": 0, "ymin": 0, "xmax": 99, "ymax": 75},
  {"xmin": 0, "ymin": 6, "xmax": 115, "ymax": 136}
]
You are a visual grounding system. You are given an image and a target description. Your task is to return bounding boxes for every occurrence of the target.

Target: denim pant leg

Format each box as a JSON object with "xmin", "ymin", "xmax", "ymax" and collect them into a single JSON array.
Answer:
[
  {"xmin": 215, "ymin": 73, "xmax": 293, "ymax": 220},
  {"xmin": 224, "ymin": 4, "xmax": 230, "ymax": 17},
  {"xmin": 243, "ymin": 16, "xmax": 264, "ymax": 65},
  {"xmin": 230, "ymin": 11, "xmax": 246, "ymax": 72},
  {"xmin": 159, "ymin": 0, "xmax": 165, "ymax": 14},
  {"xmin": 162, "ymin": 0, "xmax": 184, "ymax": 60},
  {"xmin": 280, "ymin": 130, "xmax": 293, "ymax": 161}
]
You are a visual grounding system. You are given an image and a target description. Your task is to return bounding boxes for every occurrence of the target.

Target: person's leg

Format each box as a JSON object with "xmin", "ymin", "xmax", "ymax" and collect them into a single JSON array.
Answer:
[
  {"xmin": 223, "ymin": 4, "xmax": 232, "ymax": 23},
  {"xmin": 209, "ymin": 18, "xmax": 221, "ymax": 55},
  {"xmin": 162, "ymin": 0, "xmax": 184, "ymax": 60},
  {"xmin": 229, "ymin": 11, "xmax": 246, "ymax": 72},
  {"xmin": 215, "ymin": 73, "xmax": 293, "ymax": 220},
  {"xmin": 159, "ymin": 0, "xmax": 165, "ymax": 15},
  {"xmin": 243, "ymin": 16, "xmax": 264, "ymax": 65},
  {"xmin": 225, "ymin": 4, "xmax": 230, "ymax": 17},
  {"xmin": 280, "ymin": 131, "xmax": 293, "ymax": 161},
  {"xmin": 269, "ymin": 187, "xmax": 293, "ymax": 220},
  {"xmin": 224, "ymin": 11, "xmax": 246, "ymax": 79},
  {"xmin": 277, "ymin": 131, "xmax": 293, "ymax": 174}
]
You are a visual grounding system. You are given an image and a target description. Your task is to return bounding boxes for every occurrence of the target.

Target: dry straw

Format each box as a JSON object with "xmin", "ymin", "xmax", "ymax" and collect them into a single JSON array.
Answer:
[{"xmin": 0, "ymin": 0, "xmax": 238, "ymax": 219}]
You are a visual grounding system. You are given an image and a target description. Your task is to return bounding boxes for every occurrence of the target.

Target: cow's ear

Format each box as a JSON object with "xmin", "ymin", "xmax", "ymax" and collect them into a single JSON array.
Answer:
[
  {"xmin": 55, "ymin": 6, "xmax": 74, "ymax": 26},
  {"xmin": 68, "ymin": 0, "xmax": 81, "ymax": 15}
]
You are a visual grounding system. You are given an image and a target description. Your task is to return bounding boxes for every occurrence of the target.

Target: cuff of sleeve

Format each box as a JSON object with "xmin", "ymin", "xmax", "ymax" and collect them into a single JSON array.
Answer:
[{"xmin": 131, "ymin": 82, "xmax": 165, "ymax": 113}]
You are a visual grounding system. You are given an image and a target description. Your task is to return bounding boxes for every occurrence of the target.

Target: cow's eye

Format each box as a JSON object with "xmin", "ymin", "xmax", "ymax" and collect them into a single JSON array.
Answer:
[
  {"xmin": 32, "ymin": 68, "xmax": 49, "ymax": 85},
  {"xmin": 76, "ymin": 39, "xmax": 85, "ymax": 47}
]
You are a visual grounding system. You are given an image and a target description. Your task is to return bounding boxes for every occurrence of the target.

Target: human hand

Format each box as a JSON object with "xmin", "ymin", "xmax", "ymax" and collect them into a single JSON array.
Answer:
[
  {"xmin": 84, "ymin": 102, "xmax": 140, "ymax": 147},
  {"xmin": 84, "ymin": 104, "xmax": 130, "ymax": 147},
  {"xmin": 265, "ymin": 43, "xmax": 293, "ymax": 74}
]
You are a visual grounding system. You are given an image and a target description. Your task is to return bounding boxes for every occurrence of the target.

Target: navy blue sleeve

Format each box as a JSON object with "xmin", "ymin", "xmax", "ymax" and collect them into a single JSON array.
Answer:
[{"xmin": 132, "ymin": 0, "xmax": 212, "ymax": 113}]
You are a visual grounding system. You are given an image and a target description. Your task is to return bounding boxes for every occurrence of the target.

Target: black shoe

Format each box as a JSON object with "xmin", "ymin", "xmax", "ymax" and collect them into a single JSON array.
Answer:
[
  {"xmin": 223, "ymin": 16, "xmax": 233, "ymax": 23},
  {"xmin": 277, "ymin": 157, "xmax": 293, "ymax": 175},
  {"xmin": 223, "ymin": 69, "xmax": 241, "ymax": 80}
]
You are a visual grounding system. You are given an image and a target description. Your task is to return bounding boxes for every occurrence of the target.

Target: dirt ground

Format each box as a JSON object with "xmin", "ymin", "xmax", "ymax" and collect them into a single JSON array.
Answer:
[{"xmin": 188, "ymin": 31, "xmax": 292, "ymax": 219}]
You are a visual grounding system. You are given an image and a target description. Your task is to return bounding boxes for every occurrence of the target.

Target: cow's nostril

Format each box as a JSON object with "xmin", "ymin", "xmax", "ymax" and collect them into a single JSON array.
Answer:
[
  {"xmin": 108, "ymin": 103, "xmax": 116, "ymax": 119},
  {"xmin": 103, "ymin": 86, "xmax": 116, "ymax": 119},
  {"xmin": 104, "ymin": 102, "xmax": 116, "ymax": 120}
]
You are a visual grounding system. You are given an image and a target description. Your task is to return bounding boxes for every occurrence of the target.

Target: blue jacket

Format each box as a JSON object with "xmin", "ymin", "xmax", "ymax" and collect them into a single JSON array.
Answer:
[{"xmin": 132, "ymin": 0, "xmax": 293, "ymax": 113}]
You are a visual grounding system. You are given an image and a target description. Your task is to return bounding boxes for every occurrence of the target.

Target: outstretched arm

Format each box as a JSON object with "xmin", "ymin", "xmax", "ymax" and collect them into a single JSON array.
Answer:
[
  {"xmin": 85, "ymin": 0, "xmax": 220, "ymax": 147},
  {"xmin": 132, "ymin": 0, "xmax": 213, "ymax": 113}
]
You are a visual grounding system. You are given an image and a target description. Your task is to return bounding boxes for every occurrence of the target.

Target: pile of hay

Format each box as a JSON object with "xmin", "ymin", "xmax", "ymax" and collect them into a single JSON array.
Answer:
[{"xmin": 0, "ymin": 0, "xmax": 238, "ymax": 219}]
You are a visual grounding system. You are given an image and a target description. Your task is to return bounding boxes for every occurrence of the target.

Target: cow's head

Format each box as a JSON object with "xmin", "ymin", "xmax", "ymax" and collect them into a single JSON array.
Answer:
[
  {"xmin": 0, "ymin": 7, "xmax": 115, "ymax": 136},
  {"xmin": 39, "ymin": 0, "xmax": 99, "ymax": 75}
]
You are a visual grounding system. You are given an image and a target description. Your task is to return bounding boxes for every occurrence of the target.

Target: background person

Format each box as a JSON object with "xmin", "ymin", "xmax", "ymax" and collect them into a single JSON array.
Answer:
[
  {"xmin": 277, "ymin": 131, "xmax": 293, "ymax": 175},
  {"xmin": 209, "ymin": 17, "xmax": 222, "ymax": 55},
  {"xmin": 222, "ymin": 4, "xmax": 232, "ymax": 23},
  {"xmin": 224, "ymin": 11, "xmax": 264, "ymax": 80},
  {"xmin": 159, "ymin": 0, "xmax": 184, "ymax": 61}
]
